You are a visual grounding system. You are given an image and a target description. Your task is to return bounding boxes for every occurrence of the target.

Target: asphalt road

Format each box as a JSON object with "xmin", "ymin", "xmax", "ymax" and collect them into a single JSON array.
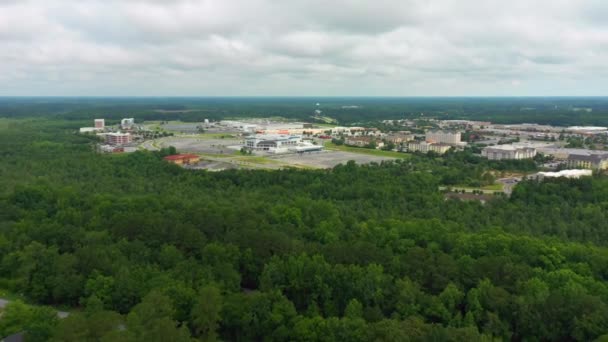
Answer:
[{"xmin": 497, "ymin": 177, "xmax": 521, "ymax": 196}]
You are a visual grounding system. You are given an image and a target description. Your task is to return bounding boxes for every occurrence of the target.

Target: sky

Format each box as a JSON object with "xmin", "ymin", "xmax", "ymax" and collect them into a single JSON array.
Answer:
[{"xmin": 0, "ymin": 0, "xmax": 607, "ymax": 96}]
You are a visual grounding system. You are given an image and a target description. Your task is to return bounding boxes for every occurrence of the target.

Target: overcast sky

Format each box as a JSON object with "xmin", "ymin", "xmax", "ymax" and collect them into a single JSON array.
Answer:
[{"xmin": 1, "ymin": 0, "xmax": 607, "ymax": 96}]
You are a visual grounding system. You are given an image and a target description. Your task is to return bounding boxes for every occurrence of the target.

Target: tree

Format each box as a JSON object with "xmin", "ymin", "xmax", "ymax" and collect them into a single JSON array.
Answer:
[
  {"xmin": 0, "ymin": 301, "xmax": 58, "ymax": 342},
  {"xmin": 190, "ymin": 285, "xmax": 222, "ymax": 341}
]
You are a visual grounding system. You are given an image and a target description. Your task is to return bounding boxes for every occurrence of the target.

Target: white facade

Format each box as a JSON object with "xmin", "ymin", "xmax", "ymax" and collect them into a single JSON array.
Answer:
[
  {"xmin": 532, "ymin": 170, "xmax": 592, "ymax": 180},
  {"xmin": 481, "ymin": 145, "xmax": 536, "ymax": 160},
  {"xmin": 245, "ymin": 134, "xmax": 302, "ymax": 152},
  {"xmin": 425, "ymin": 131, "xmax": 461, "ymax": 145},
  {"xmin": 407, "ymin": 141, "xmax": 452, "ymax": 154},
  {"xmin": 94, "ymin": 119, "xmax": 105, "ymax": 129},
  {"xmin": 121, "ymin": 118, "xmax": 135, "ymax": 129}
]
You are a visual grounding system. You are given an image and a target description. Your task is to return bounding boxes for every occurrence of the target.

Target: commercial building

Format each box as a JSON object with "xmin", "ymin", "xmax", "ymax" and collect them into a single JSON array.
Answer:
[
  {"xmin": 385, "ymin": 132, "xmax": 414, "ymax": 144},
  {"xmin": 425, "ymin": 130, "xmax": 462, "ymax": 145},
  {"xmin": 94, "ymin": 119, "xmax": 105, "ymax": 129},
  {"xmin": 121, "ymin": 118, "xmax": 135, "ymax": 130},
  {"xmin": 79, "ymin": 119, "xmax": 105, "ymax": 133},
  {"xmin": 531, "ymin": 169, "xmax": 593, "ymax": 180},
  {"xmin": 481, "ymin": 145, "xmax": 536, "ymax": 160},
  {"xmin": 567, "ymin": 154, "xmax": 608, "ymax": 170},
  {"xmin": 536, "ymin": 147, "xmax": 608, "ymax": 161},
  {"xmin": 104, "ymin": 132, "xmax": 132, "ymax": 145},
  {"xmin": 407, "ymin": 141, "xmax": 452, "ymax": 154},
  {"xmin": 345, "ymin": 136, "xmax": 384, "ymax": 148},
  {"xmin": 439, "ymin": 120, "xmax": 491, "ymax": 129},
  {"xmin": 245, "ymin": 134, "xmax": 302, "ymax": 152},
  {"xmin": 163, "ymin": 154, "xmax": 200, "ymax": 165}
]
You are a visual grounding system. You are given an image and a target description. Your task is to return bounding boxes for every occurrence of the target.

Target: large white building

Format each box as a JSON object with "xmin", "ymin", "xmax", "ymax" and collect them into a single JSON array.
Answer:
[
  {"xmin": 121, "ymin": 118, "xmax": 135, "ymax": 130},
  {"xmin": 425, "ymin": 130, "xmax": 462, "ymax": 145},
  {"xmin": 245, "ymin": 134, "xmax": 302, "ymax": 152},
  {"xmin": 531, "ymin": 169, "xmax": 593, "ymax": 180},
  {"xmin": 481, "ymin": 145, "xmax": 536, "ymax": 160}
]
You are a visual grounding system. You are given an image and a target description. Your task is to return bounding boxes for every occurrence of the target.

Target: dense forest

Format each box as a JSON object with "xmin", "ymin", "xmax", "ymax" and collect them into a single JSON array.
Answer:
[
  {"xmin": 2, "ymin": 97, "xmax": 608, "ymax": 126},
  {"xmin": 3, "ymin": 117, "xmax": 608, "ymax": 341}
]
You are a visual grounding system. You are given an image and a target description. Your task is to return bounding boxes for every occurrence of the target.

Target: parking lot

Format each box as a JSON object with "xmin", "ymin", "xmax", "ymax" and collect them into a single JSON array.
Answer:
[
  {"xmin": 158, "ymin": 137, "xmax": 241, "ymax": 154},
  {"xmin": 269, "ymin": 150, "xmax": 397, "ymax": 168}
]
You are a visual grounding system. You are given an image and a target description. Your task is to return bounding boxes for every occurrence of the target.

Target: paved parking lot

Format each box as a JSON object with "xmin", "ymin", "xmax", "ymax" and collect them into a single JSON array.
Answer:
[
  {"xmin": 269, "ymin": 150, "xmax": 397, "ymax": 168},
  {"xmin": 159, "ymin": 137, "xmax": 241, "ymax": 154}
]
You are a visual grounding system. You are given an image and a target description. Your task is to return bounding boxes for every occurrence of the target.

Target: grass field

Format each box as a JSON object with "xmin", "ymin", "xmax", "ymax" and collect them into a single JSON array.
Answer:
[
  {"xmin": 324, "ymin": 142, "xmax": 410, "ymax": 159},
  {"xmin": 192, "ymin": 133, "xmax": 237, "ymax": 139}
]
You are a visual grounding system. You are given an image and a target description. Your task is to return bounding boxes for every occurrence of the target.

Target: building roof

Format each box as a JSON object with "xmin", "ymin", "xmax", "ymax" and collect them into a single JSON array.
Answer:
[
  {"xmin": 246, "ymin": 134, "xmax": 300, "ymax": 141},
  {"xmin": 568, "ymin": 153, "xmax": 608, "ymax": 162},
  {"xmin": 535, "ymin": 170, "xmax": 593, "ymax": 178},
  {"xmin": 163, "ymin": 154, "xmax": 200, "ymax": 161},
  {"xmin": 483, "ymin": 145, "xmax": 535, "ymax": 152}
]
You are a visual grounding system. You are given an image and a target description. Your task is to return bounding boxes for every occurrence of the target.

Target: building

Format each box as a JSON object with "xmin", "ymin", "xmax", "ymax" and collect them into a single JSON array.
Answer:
[
  {"xmin": 407, "ymin": 141, "xmax": 452, "ymax": 154},
  {"xmin": 531, "ymin": 169, "xmax": 593, "ymax": 180},
  {"xmin": 105, "ymin": 132, "xmax": 132, "ymax": 145},
  {"xmin": 121, "ymin": 118, "xmax": 135, "ymax": 130},
  {"xmin": 385, "ymin": 132, "xmax": 414, "ymax": 144},
  {"xmin": 94, "ymin": 119, "xmax": 105, "ymax": 129},
  {"xmin": 245, "ymin": 134, "xmax": 302, "ymax": 152},
  {"xmin": 163, "ymin": 154, "xmax": 201, "ymax": 165},
  {"xmin": 481, "ymin": 145, "xmax": 537, "ymax": 160},
  {"xmin": 345, "ymin": 136, "xmax": 384, "ymax": 149},
  {"xmin": 439, "ymin": 120, "xmax": 491, "ymax": 129},
  {"xmin": 567, "ymin": 153, "xmax": 608, "ymax": 170},
  {"xmin": 425, "ymin": 130, "xmax": 462, "ymax": 145}
]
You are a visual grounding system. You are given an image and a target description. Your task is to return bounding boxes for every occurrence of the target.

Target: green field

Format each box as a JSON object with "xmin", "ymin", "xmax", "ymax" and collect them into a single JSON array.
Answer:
[{"xmin": 324, "ymin": 142, "xmax": 410, "ymax": 159}]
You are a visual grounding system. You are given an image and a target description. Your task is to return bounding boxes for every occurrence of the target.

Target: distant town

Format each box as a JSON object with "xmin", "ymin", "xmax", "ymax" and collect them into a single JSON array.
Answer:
[{"xmin": 80, "ymin": 116, "xmax": 608, "ymax": 175}]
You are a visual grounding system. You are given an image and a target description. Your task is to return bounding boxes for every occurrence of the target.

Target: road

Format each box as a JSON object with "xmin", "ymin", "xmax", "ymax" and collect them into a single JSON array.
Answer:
[
  {"xmin": 0, "ymin": 297, "xmax": 69, "ymax": 318},
  {"xmin": 497, "ymin": 177, "xmax": 521, "ymax": 196}
]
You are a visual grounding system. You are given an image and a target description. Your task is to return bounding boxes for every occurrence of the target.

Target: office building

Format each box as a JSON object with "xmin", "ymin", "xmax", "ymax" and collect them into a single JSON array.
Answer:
[
  {"xmin": 121, "ymin": 118, "xmax": 135, "ymax": 130},
  {"xmin": 481, "ymin": 145, "xmax": 536, "ymax": 160},
  {"xmin": 94, "ymin": 119, "xmax": 105, "ymax": 129},
  {"xmin": 105, "ymin": 132, "xmax": 132, "ymax": 145},
  {"xmin": 407, "ymin": 141, "xmax": 452, "ymax": 154},
  {"xmin": 245, "ymin": 134, "xmax": 302, "ymax": 152},
  {"xmin": 567, "ymin": 154, "xmax": 608, "ymax": 170},
  {"xmin": 425, "ymin": 130, "xmax": 462, "ymax": 145}
]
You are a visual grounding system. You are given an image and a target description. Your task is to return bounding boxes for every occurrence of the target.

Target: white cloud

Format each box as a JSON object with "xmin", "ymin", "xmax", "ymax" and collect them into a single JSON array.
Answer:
[{"xmin": 0, "ymin": 0, "xmax": 606, "ymax": 95}]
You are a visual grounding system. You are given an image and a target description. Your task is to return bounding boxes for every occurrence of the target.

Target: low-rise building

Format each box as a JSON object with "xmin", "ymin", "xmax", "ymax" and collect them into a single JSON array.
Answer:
[
  {"xmin": 121, "ymin": 118, "xmax": 135, "ymax": 130},
  {"xmin": 407, "ymin": 141, "xmax": 452, "ymax": 154},
  {"xmin": 105, "ymin": 132, "xmax": 132, "ymax": 145},
  {"xmin": 567, "ymin": 153, "xmax": 608, "ymax": 170},
  {"xmin": 481, "ymin": 145, "xmax": 536, "ymax": 160},
  {"xmin": 531, "ymin": 169, "xmax": 593, "ymax": 180},
  {"xmin": 385, "ymin": 132, "xmax": 414, "ymax": 144},
  {"xmin": 163, "ymin": 154, "xmax": 200, "ymax": 165},
  {"xmin": 245, "ymin": 134, "xmax": 302, "ymax": 152},
  {"xmin": 345, "ymin": 136, "xmax": 384, "ymax": 149}
]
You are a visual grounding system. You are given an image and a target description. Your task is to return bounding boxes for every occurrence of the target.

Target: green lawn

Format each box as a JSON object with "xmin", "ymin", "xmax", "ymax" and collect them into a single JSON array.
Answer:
[{"xmin": 324, "ymin": 142, "xmax": 410, "ymax": 159}]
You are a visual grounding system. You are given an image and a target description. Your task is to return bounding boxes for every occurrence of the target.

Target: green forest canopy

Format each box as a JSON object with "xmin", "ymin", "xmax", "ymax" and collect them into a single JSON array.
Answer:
[{"xmin": 2, "ymin": 117, "xmax": 608, "ymax": 340}]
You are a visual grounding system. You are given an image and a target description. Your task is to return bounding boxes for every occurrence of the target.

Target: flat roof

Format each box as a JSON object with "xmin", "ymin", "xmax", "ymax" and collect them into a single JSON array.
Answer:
[{"xmin": 163, "ymin": 154, "xmax": 199, "ymax": 161}]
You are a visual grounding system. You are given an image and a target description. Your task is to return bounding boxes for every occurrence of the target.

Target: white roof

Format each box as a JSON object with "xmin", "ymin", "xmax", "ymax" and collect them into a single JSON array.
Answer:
[
  {"xmin": 536, "ymin": 170, "xmax": 593, "ymax": 178},
  {"xmin": 567, "ymin": 126, "xmax": 607, "ymax": 131}
]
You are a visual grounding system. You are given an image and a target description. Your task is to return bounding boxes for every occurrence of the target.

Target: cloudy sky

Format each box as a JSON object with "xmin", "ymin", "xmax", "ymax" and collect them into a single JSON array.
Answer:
[{"xmin": 1, "ymin": 0, "xmax": 607, "ymax": 96}]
